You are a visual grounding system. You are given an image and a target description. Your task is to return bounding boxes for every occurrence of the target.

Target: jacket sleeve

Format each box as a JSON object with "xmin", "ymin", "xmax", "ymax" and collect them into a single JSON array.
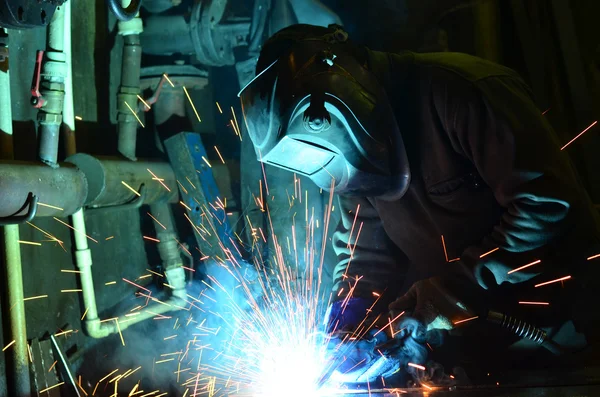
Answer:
[
  {"xmin": 331, "ymin": 195, "xmax": 408, "ymax": 300},
  {"xmin": 438, "ymin": 72, "xmax": 598, "ymax": 286}
]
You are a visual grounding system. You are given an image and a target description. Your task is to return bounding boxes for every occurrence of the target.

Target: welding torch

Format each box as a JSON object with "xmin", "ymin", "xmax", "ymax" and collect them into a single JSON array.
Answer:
[{"xmin": 316, "ymin": 308, "xmax": 564, "ymax": 388}]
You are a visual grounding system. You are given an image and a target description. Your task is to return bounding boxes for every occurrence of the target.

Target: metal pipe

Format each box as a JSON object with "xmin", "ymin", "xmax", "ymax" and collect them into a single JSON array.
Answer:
[
  {"xmin": 116, "ymin": 2, "xmax": 143, "ymax": 160},
  {"xmin": 0, "ymin": 161, "xmax": 87, "ymax": 218},
  {"xmin": 72, "ymin": 205, "xmax": 186, "ymax": 339},
  {"xmin": 38, "ymin": 5, "xmax": 67, "ymax": 167},
  {"xmin": 66, "ymin": 154, "xmax": 177, "ymax": 207},
  {"xmin": 150, "ymin": 203, "xmax": 186, "ymax": 299},
  {"xmin": 0, "ymin": 27, "xmax": 31, "ymax": 397},
  {"xmin": 62, "ymin": 0, "xmax": 76, "ymax": 157}
]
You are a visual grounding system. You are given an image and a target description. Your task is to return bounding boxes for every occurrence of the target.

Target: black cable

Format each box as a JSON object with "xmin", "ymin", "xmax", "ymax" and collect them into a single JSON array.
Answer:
[{"xmin": 107, "ymin": 0, "xmax": 143, "ymax": 22}]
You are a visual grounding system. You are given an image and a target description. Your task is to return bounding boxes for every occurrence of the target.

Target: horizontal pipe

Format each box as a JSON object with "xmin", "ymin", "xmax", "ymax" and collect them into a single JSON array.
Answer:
[
  {"xmin": 85, "ymin": 297, "xmax": 186, "ymax": 338},
  {"xmin": 66, "ymin": 154, "xmax": 178, "ymax": 207},
  {"xmin": 0, "ymin": 161, "xmax": 87, "ymax": 217}
]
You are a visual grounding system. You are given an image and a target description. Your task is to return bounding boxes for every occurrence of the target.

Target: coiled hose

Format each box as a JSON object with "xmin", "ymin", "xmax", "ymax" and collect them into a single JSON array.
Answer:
[
  {"xmin": 487, "ymin": 310, "xmax": 565, "ymax": 355},
  {"xmin": 107, "ymin": 0, "xmax": 143, "ymax": 21}
]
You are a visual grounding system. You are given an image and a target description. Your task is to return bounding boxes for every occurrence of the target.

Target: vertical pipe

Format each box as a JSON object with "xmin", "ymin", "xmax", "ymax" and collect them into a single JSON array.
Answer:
[
  {"xmin": 0, "ymin": 28, "xmax": 31, "ymax": 397},
  {"xmin": 62, "ymin": 0, "xmax": 77, "ymax": 157},
  {"xmin": 38, "ymin": 5, "xmax": 67, "ymax": 167},
  {"xmin": 150, "ymin": 203, "xmax": 186, "ymax": 298},
  {"xmin": 116, "ymin": 1, "xmax": 143, "ymax": 160}
]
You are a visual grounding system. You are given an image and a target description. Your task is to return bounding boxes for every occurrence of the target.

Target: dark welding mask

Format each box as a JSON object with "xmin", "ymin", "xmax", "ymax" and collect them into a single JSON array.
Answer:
[{"xmin": 238, "ymin": 24, "xmax": 410, "ymax": 199}]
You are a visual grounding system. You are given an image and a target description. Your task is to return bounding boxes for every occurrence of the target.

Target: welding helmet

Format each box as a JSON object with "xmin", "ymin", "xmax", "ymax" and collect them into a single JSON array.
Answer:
[{"xmin": 238, "ymin": 24, "xmax": 410, "ymax": 199}]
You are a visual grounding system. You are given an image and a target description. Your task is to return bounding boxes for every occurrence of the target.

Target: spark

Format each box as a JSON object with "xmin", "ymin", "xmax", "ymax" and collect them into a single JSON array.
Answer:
[
  {"xmin": 37, "ymin": 202, "xmax": 63, "ymax": 211},
  {"xmin": 231, "ymin": 106, "xmax": 241, "ymax": 138},
  {"xmin": 507, "ymin": 259, "xmax": 541, "ymax": 274},
  {"xmin": 180, "ymin": 201, "xmax": 192, "ymax": 211},
  {"xmin": 116, "ymin": 319, "xmax": 125, "ymax": 346},
  {"xmin": 453, "ymin": 315, "xmax": 479, "ymax": 325},
  {"xmin": 155, "ymin": 358, "xmax": 175, "ymax": 364},
  {"xmin": 48, "ymin": 360, "xmax": 57, "ymax": 372},
  {"xmin": 23, "ymin": 295, "xmax": 48, "ymax": 301},
  {"xmin": 2, "ymin": 340, "xmax": 15, "ymax": 351},
  {"xmin": 81, "ymin": 307, "xmax": 89, "ymax": 320},
  {"xmin": 186, "ymin": 176, "xmax": 197, "ymax": 189},
  {"xmin": 542, "ymin": 108, "xmax": 551, "ymax": 115},
  {"xmin": 26, "ymin": 221, "xmax": 64, "ymax": 247},
  {"xmin": 202, "ymin": 156, "xmax": 212, "ymax": 168},
  {"xmin": 137, "ymin": 95, "xmax": 151, "ymax": 109},
  {"xmin": 105, "ymin": 236, "xmax": 115, "ymax": 240},
  {"xmin": 441, "ymin": 235, "xmax": 449, "ymax": 262},
  {"xmin": 588, "ymin": 253, "xmax": 600, "ymax": 260},
  {"xmin": 75, "ymin": 115, "xmax": 83, "ymax": 120},
  {"xmin": 480, "ymin": 247, "xmax": 499, "ymax": 258},
  {"xmin": 183, "ymin": 86, "xmax": 201, "ymax": 122},
  {"xmin": 143, "ymin": 236, "xmax": 160, "ymax": 243},
  {"xmin": 54, "ymin": 329, "xmax": 74, "ymax": 337},
  {"xmin": 121, "ymin": 181, "xmax": 142, "ymax": 197},
  {"xmin": 18, "ymin": 240, "xmax": 41, "ymax": 246},
  {"xmin": 214, "ymin": 146, "xmax": 225, "ymax": 164},
  {"xmin": 177, "ymin": 180, "xmax": 189, "ymax": 194},
  {"xmin": 124, "ymin": 101, "xmax": 145, "ymax": 127},
  {"xmin": 561, "ymin": 120, "xmax": 598, "ymax": 150},
  {"xmin": 408, "ymin": 363, "xmax": 426, "ymax": 371},
  {"xmin": 535, "ymin": 275, "xmax": 572, "ymax": 288},
  {"xmin": 105, "ymin": 281, "xmax": 117, "ymax": 285},
  {"xmin": 216, "ymin": 102, "xmax": 223, "ymax": 114},
  {"xmin": 519, "ymin": 301, "xmax": 550, "ymax": 305},
  {"xmin": 146, "ymin": 269, "xmax": 164, "ymax": 278},
  {"xmin": 54, "ymin": 217, "xmax": 99, "ymax": 243},
  {"xmin": 39, "ymin": 382, "xmax": 64, "ymax": 393},
  {"xmin": 148, "ymin": 212, "xmax": 167, "ymax": 230},
  {"xmin": 61, "ymin": 289, "xmax": 82, "ymax": 293},
  {"xmin": 163, "ymin": 73, "xmax": 175, "ymax": 87},
  {"xmin": 147, "ymin": 169, "xmax": 171, "ymax": 191}
]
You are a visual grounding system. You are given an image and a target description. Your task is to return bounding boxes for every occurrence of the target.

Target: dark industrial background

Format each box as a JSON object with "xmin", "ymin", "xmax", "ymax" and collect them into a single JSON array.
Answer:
[{"xmin": 0, "ymin": 0, "xmax": 599, "ymax": 395}]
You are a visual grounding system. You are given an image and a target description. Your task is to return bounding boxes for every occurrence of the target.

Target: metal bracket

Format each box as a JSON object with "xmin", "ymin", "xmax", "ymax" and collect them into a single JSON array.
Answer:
[
  {"xmin": 0, "ymin": 192, "xmax": 38, "ymax": 226},
  {"xmin": 86, "ymin": 184, "xmax": 146, "ymax": 214}
]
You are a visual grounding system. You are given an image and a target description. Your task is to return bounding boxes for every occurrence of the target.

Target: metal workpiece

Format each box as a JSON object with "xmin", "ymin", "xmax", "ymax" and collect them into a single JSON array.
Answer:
[
  {"xmin": 66, "ymin": 154, "xmax": 178, "ymax": 208},
  {"xmin": 0, "ymin": 161, "xmax": 87, "ymax": 218},
  {"xmin": 165, "ymin": 132, "xmax": 237, "ymax": 259}
]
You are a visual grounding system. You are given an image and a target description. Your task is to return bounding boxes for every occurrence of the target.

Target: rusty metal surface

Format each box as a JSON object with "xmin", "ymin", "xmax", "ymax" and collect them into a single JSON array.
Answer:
[
  {"xmin": 66, "ymin": 154, "xmax": 177, "ymax": 207},
  {"xmin": 0, "ymin": 161, "xmax": 87, "ymax": 217}
]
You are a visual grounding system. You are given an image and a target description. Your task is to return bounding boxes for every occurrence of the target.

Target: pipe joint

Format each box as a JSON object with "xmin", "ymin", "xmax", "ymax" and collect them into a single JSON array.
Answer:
[
  {"xmin": 117, "ymin": 89, "xmax": 139, "ymax": 113},
  {"xmin": 74, "ymin": 249, "xmax": 92, "ymax": 269},
  {"xmin": 85, "ymin": 318, "xmax": 115, "ymax": 339},
  {"xmin": 118, "ymin": 17, "xmax": 143, "ymax": 36},
  {"xmin": 165, "ymin": 266, "xmax": 186, "ymax": 298},
  {"xmin": 41, "ymin": 57, "xmax": 67, "ymax": 82}
]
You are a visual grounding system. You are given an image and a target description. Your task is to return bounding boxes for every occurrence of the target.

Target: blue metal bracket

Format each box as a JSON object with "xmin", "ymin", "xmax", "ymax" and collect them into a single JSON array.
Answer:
[{"xmin": 164, "ymin": 132, "xmax": 237, "ymax": 259}]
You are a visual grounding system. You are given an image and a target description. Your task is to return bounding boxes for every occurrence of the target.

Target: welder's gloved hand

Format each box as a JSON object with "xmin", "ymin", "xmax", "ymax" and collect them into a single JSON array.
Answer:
[
  {"xmin": 389, "ymin": 261, "xmax": 487, "ymax": 331},
  {"xmin": 323, "ymin": 298, "xmax": 399, "ymax": 383}
]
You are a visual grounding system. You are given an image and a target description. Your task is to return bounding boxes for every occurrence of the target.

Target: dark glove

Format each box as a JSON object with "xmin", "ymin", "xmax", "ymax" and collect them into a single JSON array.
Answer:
[
  {"xmin": 322, "ymin": 298, "xmax": 400, "ymax": 384},
  {"xmin": 389, "ymin": 261, "xmax": 488, "ymax": 330}
]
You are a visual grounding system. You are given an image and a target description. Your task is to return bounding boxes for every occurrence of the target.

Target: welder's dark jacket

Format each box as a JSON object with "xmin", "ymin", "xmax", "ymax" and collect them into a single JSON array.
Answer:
[{"xmin": 332, "ymin": 50, "xmax": 600, "ymax": 337}]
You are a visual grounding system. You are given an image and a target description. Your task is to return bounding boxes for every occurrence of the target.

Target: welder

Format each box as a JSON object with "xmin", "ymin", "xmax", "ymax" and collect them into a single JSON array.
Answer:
[{"xmin": 239, "ymin": 24, "xmax": 600, "ymax": 382}]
